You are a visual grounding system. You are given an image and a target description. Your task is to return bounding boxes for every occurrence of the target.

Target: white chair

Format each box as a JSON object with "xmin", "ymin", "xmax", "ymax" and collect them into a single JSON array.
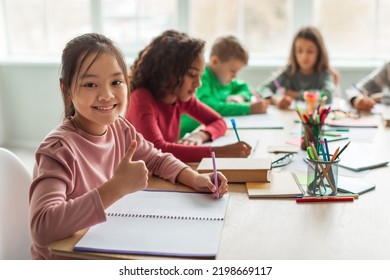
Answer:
[{"xmin": 0, "ymin": 147, "xmax": 32, "ymax": 259}]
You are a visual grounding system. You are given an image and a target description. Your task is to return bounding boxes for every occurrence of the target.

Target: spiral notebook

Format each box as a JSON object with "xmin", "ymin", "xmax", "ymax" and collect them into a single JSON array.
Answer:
[
  {"xmin": 74, "ymin": 190, "xmax": 229, "ymax": 258},
  {"xmin": 339, "ymin": 157, "xmax": 389, "ymax": 172}
]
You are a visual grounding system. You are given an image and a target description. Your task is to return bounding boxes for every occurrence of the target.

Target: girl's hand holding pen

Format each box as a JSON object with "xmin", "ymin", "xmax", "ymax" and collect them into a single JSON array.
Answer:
[
  {"xmin": 212, "ymin": 141, "xmax": 252, "ymax": 158},
  {"xmin": 277, "ymin": 95, "xmax": 293, "ymax": 110},
  {"xmin": 250, "ymin": 99, "xmax": 269, "ymax": 114},
  {"xmin": 352, "ymin": 84, "xmax": 376, "ymax": 111},
  {"xmin": 193, "ymin": 172, "xmax": 228, "ymax": 198},
  {"xmin": 353, "ymin": 95, "xmax": 376, "ymax": 111}
]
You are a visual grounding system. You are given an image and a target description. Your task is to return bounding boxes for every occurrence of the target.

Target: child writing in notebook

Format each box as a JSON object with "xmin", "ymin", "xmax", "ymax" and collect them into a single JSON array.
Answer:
[
  {"xmin": 29, "ymin": 33, "xmax": 228, "ymax": 260},
  {"xmin": 346, "ymin": 62, "xmax": 390, "ymax": 111},
  {"xmin": 180, "ymin": 35, "xmax": 269, "ymax": 137},
  {"xmin": 258, "ymin": 26, "xmax": 337, "ymax": 110},
  {"xmin": 126, "ymin": 30, "xmax": 252, "ymax": 163}
]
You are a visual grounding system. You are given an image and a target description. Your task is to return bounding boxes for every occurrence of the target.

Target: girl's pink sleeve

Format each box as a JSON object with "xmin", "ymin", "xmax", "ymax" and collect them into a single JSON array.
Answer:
[{"xmin": 29, "ymin": 142, "xmax": 106, "ymax": 246}]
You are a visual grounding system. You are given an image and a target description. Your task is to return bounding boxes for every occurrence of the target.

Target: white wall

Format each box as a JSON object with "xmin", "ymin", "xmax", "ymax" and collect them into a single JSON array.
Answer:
[
  {"xmin": 0, "ymin": 62, "xmax": 63, "ymax": 149},
  {"xmin": 0, "ymin": 84, "xmax": 4, "ymax": 146},
  {"xmin": 0, "ymin": 62, "xmax": 378, "ymax": 149}
]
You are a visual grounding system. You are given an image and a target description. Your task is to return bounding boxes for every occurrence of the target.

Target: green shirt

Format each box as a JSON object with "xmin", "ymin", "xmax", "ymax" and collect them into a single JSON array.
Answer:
[{"xmin": 180, "ymin": 66, "xmax": 253, "ymax": 137}]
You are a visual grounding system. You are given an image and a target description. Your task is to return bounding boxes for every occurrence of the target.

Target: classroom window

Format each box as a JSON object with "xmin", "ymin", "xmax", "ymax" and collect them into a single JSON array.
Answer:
[
  {"xmin": 314, "ymin": 0, "xmax": 390, "ymax": 60},
  {"xmin": 190, "ymin": 0, "xmax": 291, "ymax": 59},
  {"xmin": 101, "ymin": 0, "xmax": 177, "ymax": 56},
  {"xmin": 3, "ymin": 0, "xmax": 91, "ymax": 56},
  {"xmin": 1, "ymin": 0, "xmax": 390, "ymax": 63}
]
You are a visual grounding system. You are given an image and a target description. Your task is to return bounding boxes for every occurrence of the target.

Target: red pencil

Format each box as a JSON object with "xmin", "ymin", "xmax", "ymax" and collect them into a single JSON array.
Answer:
[{"xmin": 296, "ymin": 197, "xmax": 354, "ymax": 203}]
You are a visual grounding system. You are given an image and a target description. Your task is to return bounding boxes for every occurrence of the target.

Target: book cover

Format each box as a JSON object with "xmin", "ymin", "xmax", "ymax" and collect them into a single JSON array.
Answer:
[
  {"xmin": 246, "ymin": 172, "xmax": 303, "ymax": 198},
  {"xmin": 197, "ymin": 158, "xmax": 271, "ymax": 182}
]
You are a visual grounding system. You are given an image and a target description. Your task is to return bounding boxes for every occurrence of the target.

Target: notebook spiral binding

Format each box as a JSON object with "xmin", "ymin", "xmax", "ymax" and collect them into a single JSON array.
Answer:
[{"xmin": 106, "ymin": 212, "xmax": 223, "ymax": 221}]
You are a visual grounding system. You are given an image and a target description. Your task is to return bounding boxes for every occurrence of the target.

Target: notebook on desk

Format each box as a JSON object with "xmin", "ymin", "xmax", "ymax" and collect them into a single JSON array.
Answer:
[
  {"xmin": 339, "ymin": 157, "xmax": 389, "ymax": 172},
  {"xmin": 246, "ymin": 171, "xmax": 304, "ymax": 198},
  {"xmin": 224, "ymin": 108, "xmax": 283, "ymax": 129},
  {"xmin": 74, "ymin": 190, "xmax": 229, "ymax": 258},
  {"xmin": 337, "ymin": 176, "xmax": 376, "ymax": 195},
  {"xmin": 326, "ymin": 118, "xmax": 379, "ymax": 128},
  {"xmin": 267, "ymin": 145, "xmax": 299, "ymax": 153}
]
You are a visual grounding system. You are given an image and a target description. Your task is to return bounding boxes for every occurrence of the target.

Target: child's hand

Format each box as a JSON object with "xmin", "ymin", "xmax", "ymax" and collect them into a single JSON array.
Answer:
[
  {"xmin": 227, "ymin": 94, "xmax": 246, "ymax": 103},
  {"xmin": 353, "ymin": 95, "xmax": 376, "ymax": 111},
  {"xmin": 212, "ymin": 141, "xmax": 252, "ymax": 158},
  {"xmin": 277, "ymin": 95, "xmax": 293, "ymax": 110},
  {"xmin": 250, "ymin": 99, "xmax": 269, "ymax": 114},
  {"xmin": 176, "ymin": 130, "xmax": 210, "ymax": 145},
  {"xmin": 112, "ymin": 140, "xmax": 148, "ymax": 194},
  {"xmin": 193, "ymin": 172, "xmax": 228, "ymax": 198}
]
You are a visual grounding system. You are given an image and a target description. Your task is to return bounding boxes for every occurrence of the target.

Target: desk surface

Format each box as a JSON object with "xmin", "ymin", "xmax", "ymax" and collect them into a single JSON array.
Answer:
[{"xmin": 49, "ymin": 104, "xmax": 390, "ymax": 260}]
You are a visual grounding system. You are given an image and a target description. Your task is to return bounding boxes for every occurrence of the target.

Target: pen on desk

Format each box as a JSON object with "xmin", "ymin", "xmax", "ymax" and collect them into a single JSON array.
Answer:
[
  {"xmin": 296, "ymin": 196, "xmax": 354, "ymax": 203},
  {"xmin": 211, "ymin": 151, "xmax": 219, "ymax": 199},
  {"xmin": 230, "ymin": 119, "xmax": 241, "ymax": 142}
]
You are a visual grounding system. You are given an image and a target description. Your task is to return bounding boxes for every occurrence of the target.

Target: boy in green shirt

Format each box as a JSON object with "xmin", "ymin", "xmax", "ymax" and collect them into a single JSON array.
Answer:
[{"xmin": 180, "ymin": 35, "xmax": 269, "ymax": 137}]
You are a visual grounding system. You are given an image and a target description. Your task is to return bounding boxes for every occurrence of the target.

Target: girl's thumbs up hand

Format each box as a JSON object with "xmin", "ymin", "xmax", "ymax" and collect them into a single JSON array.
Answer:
[{"xmin": 112, "ymin": 140, "xmax": 148, "ymax": 195}]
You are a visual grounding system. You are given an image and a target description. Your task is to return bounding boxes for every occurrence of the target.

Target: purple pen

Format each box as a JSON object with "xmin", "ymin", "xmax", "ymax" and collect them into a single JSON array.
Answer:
[
  {"xmin": 211, "ymin": 151, "xmax": 219, "ymax": 199},
  {"xmin": 273, "ymin": 80, "xmax": 285, "ymax": 95}
]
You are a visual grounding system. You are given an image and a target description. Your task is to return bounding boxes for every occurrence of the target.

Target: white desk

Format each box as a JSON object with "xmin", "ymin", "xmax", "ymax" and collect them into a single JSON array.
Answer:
[{"xmin": 50, "ymin": 105, "xmax": 390, "ymax": 259}]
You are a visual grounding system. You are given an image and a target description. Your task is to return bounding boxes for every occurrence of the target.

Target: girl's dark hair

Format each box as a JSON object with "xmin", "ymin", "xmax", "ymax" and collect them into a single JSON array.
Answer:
[
  {"xmin": 288, "ymin": 26, "xmax": 330, "ymax": 76},
  {"xmin": 60, "ymin": 33, "xmax": 129, "ymax": 117},
  {"xmin": 129, "ymin": 30, "xmax": 205, "ymax": 100}
]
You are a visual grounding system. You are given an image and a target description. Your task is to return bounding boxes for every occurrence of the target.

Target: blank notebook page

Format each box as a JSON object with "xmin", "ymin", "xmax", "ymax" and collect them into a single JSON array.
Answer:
[{"xmin": 74, "ymin": 191, "xmax": 230, "ymax": 258}]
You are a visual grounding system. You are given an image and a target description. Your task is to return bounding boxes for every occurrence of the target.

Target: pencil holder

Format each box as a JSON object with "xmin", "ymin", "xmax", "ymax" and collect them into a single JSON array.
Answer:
[
  {"xmin": 307, "ymin": 158, "xmax": 340, "ymax": 196},
  {"xmin": 301, "ymin": 123, "xmax": 323, "ymax": 151}
]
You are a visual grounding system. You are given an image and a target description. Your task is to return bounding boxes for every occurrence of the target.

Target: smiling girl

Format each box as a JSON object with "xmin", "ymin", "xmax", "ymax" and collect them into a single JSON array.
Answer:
[
  {"xmin": 126, "ymin": 30, "xmax": 251, "ymax": 162},
  {"xmin": 258, "ymin": 26, "xmax": 336, "ymax": 109},
  {"xmin": 29, "ymin": 33, "xmax": 228, "ymax": 259}
]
